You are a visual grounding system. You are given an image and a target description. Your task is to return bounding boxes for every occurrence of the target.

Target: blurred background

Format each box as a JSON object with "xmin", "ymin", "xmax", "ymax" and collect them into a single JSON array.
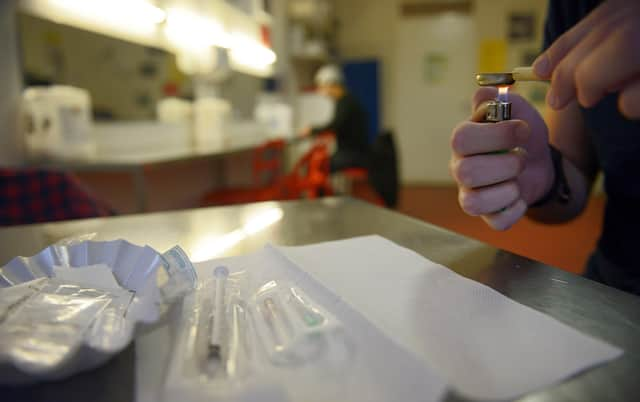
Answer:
[{"xmin": 0, "ymin": 0, "xmax": 602, "ymax": 274}]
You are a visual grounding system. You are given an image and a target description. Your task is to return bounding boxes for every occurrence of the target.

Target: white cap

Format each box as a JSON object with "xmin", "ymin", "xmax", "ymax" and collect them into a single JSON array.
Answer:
[{"xmin": 314, "ymin": 64, "xmax": 344, "ymax": 86}]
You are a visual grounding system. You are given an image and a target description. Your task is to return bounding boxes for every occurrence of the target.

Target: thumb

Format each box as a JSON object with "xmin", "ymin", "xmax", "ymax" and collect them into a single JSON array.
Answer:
[{"xmin": 472, "ymin": 87, "xmax": 499, "ymax": 112}]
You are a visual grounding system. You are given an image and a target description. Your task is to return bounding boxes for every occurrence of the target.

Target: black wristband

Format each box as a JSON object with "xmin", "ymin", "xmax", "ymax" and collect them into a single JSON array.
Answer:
[{"xmin": 529, "ymin": 144, "xmax": 571, "ymax": 208}]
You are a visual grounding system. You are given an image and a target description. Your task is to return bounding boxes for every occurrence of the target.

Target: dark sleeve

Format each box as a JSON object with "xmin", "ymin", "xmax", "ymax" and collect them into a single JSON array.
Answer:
[
  {"xmin": 543, "ymin": 0, "xmax": 566, "ymax": 51},
  {"xmin": 542, "ymin": 0, "xmax": 602, "ymax": 51},
  {"xmin": 311, "ymin": 97, "xmax": 351, "ymax": 135}
]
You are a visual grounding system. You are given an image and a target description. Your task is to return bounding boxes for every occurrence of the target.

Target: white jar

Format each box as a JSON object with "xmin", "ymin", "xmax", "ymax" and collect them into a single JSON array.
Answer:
[
  {"xmin": 21, "ymin": 85, "xmax": 95, "ymax": 161},
  {"xmin": 192, "ymin": 97, "xmax": 231, "ymax": 152},
  {"xmin": 156, "ymin": 97, "xmax": 192, "ymax": 125},
  {"xmin": 254, "ymin": 94, "xmax": 293, "ymax": 139}
]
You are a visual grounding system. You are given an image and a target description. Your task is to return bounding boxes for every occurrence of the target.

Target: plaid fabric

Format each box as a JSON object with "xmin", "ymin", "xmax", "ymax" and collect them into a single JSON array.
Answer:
[{"xmin": 0, "ymin": 169, "xmax": 113, "ymax": 226}]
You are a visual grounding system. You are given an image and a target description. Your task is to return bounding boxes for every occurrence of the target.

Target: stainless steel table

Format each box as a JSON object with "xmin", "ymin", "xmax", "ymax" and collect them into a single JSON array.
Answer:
[
  {"xmin": 29, "ymin": 136, "xmax": 305, "ymax": 213},
  {"xmin": 28, "ymin": 144, "xmax": 266, "ymax": 214},
  {"xmin": 1, "ymin": 197, "xmax": 638, "ymax": 401}
]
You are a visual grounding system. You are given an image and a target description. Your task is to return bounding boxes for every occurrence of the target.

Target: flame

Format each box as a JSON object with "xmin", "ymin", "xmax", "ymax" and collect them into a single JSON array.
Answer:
[{"xmin": 498, "ymin": 85, "xmax": 509, "ymax": 102}]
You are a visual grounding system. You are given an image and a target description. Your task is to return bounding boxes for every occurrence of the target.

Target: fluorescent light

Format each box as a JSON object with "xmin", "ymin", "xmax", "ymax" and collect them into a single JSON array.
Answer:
[
  {"xmin": 229, "ymin": 33, "xmax": 277, "ymax": 74},
  {"xmin": 165, "ymin": 15, "xmax": 276, "ymax": 76},
  {"xmin": 164, "ymin": 7, "xmax": 231, "ymax": 51},
  {"xmin": 48, "ymin": 0, "xmax": 165, "ymax": 36},
  {"xmin": 23, "ymin": 0, "xmax": 277, "ymax": 77}
]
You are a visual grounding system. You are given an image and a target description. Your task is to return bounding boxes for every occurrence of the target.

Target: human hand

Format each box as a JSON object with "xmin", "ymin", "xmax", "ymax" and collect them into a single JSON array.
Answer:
[
  {"xmin": 533, "ymin": 0, "xmax": 640, "ymax": 118},
  {"xmin": 449, "ymin": 88, "xmax": 555, "ymax": 230}
]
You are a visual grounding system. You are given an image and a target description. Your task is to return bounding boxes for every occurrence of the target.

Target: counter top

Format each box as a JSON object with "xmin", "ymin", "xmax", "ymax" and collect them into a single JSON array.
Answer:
[
  {"xmin": 1, "ymin": 197, "xmax": 638, "ymax": 401},
  {"xmin": 27, "ymin": 141, "xmax": 275, "ymax": 172}
]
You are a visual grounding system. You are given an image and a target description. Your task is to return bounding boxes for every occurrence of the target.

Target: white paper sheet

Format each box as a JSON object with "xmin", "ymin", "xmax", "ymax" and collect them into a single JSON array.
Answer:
[
  {"xmin": 196, "ymin": 247, "xmax": 448, "ymax": 402},
  {"xmin": 277, "ymin": 235, "xmax": 623, "ymax": 400}
]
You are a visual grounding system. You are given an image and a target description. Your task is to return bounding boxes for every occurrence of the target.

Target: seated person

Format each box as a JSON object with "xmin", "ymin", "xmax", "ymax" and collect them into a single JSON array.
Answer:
[{"xmin": 302, "ymin": 65, "xmax": 370, "ymax": 173}]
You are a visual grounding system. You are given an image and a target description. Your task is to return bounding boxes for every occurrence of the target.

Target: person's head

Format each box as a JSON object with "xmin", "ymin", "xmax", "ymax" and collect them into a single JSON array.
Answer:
[{"xmin": 314, "ymin": 64, "xmax": 345, "ymax": 99}]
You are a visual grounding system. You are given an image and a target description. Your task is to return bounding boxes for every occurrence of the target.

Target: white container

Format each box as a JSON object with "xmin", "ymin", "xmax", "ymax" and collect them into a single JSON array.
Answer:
[
  {"xmin": 193, "ymin": 97, "xmax": 231, "ymax": 152},
  {"xmin": 254, "ymin": 95, "xmax": 293, "ymax": 139},
  {"xmin": 157, "ymin": 97, "xmax": 192, "ymax": 125},
  {"xmin": 21, "ymin": 85, "xmax": 95, "ymax": 161},
  {"xmin": 296, "ymin": 93, "xmax": 334, "ymax": 132}
]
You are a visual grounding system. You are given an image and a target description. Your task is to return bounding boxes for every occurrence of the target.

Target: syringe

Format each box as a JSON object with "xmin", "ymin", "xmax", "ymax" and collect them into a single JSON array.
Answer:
[{"xmin": 207, "ymin": 266, "xmax": 229, "ymax": 376}]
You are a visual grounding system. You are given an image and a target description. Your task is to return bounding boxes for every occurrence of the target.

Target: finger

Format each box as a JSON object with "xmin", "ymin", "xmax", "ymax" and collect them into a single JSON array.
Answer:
[
  {"xmin": 619, "ymin": 78, "xmax": 640, "ymax": 119},
  {"xmin": 451, "ymin": 152, "xmax": 525, "ymax": 189},
  {"xmin": 451, "ymin": 120, "xmax": 530, "ymax": 156},
  {"xmin": 533, "ymin": 0, "xmax": 621, "ymax": 78},
  {"xmin": 471, "ymin": 102, "xmax": 491, "ymax": 122},
  {"xmin": 472, "ymin": 87, "xmax": 498, "ymax": 112},
  {"xmin": 575, "ymin": 22, "xmax": 640, "ymax": 108},
  {"xmin": 481, "ymin": 199, "xmax": 528, "ymax": 231},
  {"xmin": 458, "ymin": 181, "xmax": 520, "ymax": 216},
  {"xmin": 546, "ymin": 14, "xmax": 622, "ymax": 110}
]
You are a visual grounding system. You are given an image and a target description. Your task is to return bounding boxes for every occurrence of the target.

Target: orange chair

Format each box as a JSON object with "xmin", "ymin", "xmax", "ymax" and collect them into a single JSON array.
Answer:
[
  {"xmin": 286, "ymin": 142, "xmax": 333, "ymax": 199},
  {"xmin": 251, "ymin": 139, "xmax": 285, "ymax": 188},
  {"xmin": 340, "ymin": 167, "xmax": 384, "ymax": 206},
  {"xmin": 315, "ymin": 132, "xmax": 385, "ymax": 206},
  {"xmin": 201, "ymin": 139, "xmax": 287, "ymax": 206},
  {"xmin": 201, "ymin": 138, "xmax": 335, "ymax": 207}
]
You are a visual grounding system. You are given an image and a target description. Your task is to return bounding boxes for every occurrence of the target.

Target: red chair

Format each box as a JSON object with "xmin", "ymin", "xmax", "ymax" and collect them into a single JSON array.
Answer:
[
  {"xmin": 342, "ymin": 167, "xmax": 368, "ymax": 181},
  {"xmin": 285, "ymin": 142, "xmax": 333, "ymax": 199},
  {"xmin": 315, "ymin": 132, "xmax": 384, "ymax": 206},
  {"xmin": 201, "ymin": 139, "xmax": 287, "ymax": 206},
  {"xmin": 341, "ymin": 168, "xmax": 384, "ymax": 206},
  {"xmin": 251, "ymin": 139, "xmax": 285, "ymax": 187},
  {"xmin": 201, "ymin": 138, "xmax": 335, "ymax": 207}
]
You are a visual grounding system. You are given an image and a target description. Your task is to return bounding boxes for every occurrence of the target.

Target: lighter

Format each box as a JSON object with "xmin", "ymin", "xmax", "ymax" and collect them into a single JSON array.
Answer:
[
  {"xmin": 485, "ymin": 86, "xmax": 511, "ymax": 122},
  {"xmin": 485, "ymin": 99, "xmax": 511, "ymax": 122}
]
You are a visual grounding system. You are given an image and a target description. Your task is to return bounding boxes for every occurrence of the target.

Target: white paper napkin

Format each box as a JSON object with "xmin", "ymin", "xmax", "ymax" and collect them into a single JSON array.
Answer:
[{"xmin": 277, "ymin": 235, "xmax": 623, "ymax": 400}]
